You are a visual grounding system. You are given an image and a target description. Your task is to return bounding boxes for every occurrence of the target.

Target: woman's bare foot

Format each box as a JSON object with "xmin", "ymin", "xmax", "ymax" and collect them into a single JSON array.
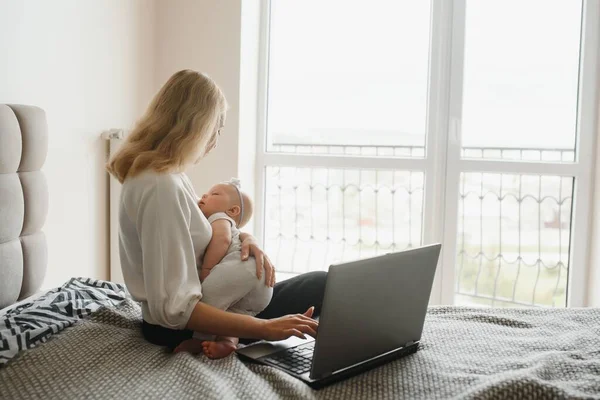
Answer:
[
  {"xmin": 201, "ymin": 340, "xmax": 237, "ymax": 359},
  {"xmin": 173, "ymin": 338, "xmax": 204, "ymax": 354}
]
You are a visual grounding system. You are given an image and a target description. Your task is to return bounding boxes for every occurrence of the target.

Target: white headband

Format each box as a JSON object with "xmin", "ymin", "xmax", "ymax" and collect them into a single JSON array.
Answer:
[{"xmin": 226, "ymin": 178, "xmax": 244, "ymax": 227}]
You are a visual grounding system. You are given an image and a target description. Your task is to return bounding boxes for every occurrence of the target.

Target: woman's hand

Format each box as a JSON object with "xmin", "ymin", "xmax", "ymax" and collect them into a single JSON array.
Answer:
[
  {"xmin": 259, "ymin": 307, "xmax": 318, "ymax": 341},
  {"xmin": 240, "ymin": 234, "xmax": 276, "ymax": 288}
]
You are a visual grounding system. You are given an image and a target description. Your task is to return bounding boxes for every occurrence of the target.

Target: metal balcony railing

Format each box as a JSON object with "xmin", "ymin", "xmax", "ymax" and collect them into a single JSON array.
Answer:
[{"xmin": 264, "ymin": 144, "xmax": 574, "ymax": 307}]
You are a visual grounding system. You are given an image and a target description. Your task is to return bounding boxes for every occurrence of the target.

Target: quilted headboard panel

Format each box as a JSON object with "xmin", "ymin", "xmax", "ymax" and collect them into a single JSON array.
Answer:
[{"xmin": 0, "ymin": 105, "xmax": 48, "ymax": 309}]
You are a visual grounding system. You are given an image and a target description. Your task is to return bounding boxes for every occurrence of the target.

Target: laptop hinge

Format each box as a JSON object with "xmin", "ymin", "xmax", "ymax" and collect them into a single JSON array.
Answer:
[{"xmin": 404, "ymin": 341, "xmax": 416, "ymax": 348}]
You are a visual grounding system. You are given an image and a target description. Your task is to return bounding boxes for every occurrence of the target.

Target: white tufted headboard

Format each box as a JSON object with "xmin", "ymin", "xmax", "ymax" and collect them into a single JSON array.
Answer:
[{"xmin": 0, "ymin": 105, "xmax": 48, "ymax": 309}]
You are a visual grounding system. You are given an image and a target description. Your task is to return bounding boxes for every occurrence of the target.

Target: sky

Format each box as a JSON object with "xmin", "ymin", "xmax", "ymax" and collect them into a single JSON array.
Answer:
[{"xmin": 266, "ymin": 0, "xmax": 583, "ymax": 150}]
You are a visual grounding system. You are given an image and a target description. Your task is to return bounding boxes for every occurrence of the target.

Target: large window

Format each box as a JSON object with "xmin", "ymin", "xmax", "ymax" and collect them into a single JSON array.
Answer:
[{"xmin": 255, "ymin": 0, "xmax": 599, "ymax": 307}]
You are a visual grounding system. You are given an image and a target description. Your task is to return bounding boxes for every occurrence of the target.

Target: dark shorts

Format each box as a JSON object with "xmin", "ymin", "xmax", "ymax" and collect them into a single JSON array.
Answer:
[
  {"xmin": 142, "ymin": 320, "xmax": 194, "ymax": 351},
  {"xmin": 141, "ymin": 271, "xmax": 327, "ymax": 350}
]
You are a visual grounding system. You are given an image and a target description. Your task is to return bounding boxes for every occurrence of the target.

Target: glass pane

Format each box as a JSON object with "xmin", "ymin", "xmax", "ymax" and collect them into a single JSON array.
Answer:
[
  {"xmin": 455, "ymin": 173, "xmax": 573, "ymax": 307},
  {"xmin": 267, "ymin": 0, "xmax": 431, "ymax": 156},
  {"xmin": 264, "ymin": 167, "xmax": 424, "ymax": 273},
  {"xmin": 461, "ymin": 0, "xmax": 582, "ymax": 162}
]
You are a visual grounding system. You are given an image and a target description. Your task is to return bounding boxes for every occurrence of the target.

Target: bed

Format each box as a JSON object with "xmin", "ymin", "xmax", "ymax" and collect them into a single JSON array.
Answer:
[{"xmin": 1, "ymin": 105, "xmax": 600, "ymax": 399}]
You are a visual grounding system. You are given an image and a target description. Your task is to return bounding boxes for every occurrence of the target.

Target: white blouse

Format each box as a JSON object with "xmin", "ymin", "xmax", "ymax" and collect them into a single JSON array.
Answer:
[{"xmin": 118, "ymin": 171, "xmax": 211, "ymax": 329}]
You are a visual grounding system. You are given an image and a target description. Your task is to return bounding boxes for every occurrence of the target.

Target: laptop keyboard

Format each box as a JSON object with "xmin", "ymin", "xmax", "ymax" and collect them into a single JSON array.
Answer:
[{"xmin": 263, "ymin": 342, "xmax": 315, "ymax": 375}]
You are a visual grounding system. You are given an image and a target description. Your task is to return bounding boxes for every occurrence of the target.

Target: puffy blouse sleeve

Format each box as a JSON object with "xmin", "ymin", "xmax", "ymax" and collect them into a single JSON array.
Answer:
[{"xmin": 136, "ymin": 175, "xmax": 203, "ymax": 329}]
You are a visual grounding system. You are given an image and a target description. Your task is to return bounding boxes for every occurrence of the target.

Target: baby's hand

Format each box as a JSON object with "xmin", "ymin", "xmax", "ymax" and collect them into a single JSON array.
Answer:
[{"xmin": 200, "ymin": 268, "xmax": 211, "ymax": 283}]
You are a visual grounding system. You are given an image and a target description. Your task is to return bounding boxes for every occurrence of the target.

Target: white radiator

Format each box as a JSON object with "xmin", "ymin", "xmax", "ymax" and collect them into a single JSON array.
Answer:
[{"xmin": 103, "ymin": 129, "xmax": 125, "ymax": 284}]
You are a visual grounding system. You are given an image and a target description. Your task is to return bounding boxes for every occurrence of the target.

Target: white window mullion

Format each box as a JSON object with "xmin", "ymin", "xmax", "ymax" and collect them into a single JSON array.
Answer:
[
  {"xmin": 570, "ymin": 0, "xmax": 600, "ymax": 307},
  {"xmin": 254, "ymin": 0, "xmax": 272, "ymax": 248},
  {"xmin": 440, "ymin": 0, "xmax": 467, "ymax": 305},
  {"xmin": 423, "ymin": 0, "xmax": 456, "ymax": 305}
]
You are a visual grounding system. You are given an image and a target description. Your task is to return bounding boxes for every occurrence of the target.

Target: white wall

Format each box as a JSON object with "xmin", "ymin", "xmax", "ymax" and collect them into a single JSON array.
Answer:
[
  {"xmin": 0, "ymin": 0, "xmax": 155, "ymax": 289},
  {"xmin": 155, "ymin": 0, "xmax": 242, "ymax": 190},
  {"xmin": 154, "ymin": 0, "xmax": 259, "ymax": 233}
]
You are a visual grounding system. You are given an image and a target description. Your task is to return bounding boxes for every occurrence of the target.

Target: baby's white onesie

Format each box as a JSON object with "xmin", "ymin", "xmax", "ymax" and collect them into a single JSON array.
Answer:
[{"xmin": 192, "ymin": 212, "xmax": 273, "ymax": 340}]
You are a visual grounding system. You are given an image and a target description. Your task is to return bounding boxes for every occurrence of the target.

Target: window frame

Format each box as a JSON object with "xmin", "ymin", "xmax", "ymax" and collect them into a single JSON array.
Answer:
[{"xmin": 254, "ymin": 0, "xmax": 600, "ymax": 306}]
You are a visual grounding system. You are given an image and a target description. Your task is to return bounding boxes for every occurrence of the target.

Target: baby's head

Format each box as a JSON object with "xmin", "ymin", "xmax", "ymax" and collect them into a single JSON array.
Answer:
[{"xmin": 199, "ymin": 180, "xmax": 253, "ymax": 228}]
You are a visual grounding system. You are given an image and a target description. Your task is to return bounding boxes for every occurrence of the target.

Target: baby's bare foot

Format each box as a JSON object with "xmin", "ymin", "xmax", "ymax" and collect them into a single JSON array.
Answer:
[
  {"xmin": 174, "ymin": 338, "xmax": 204, "ymax": 354},
  {"xmin": 202, "ymin": 340, "xmax": 237, "ymax": 359}
]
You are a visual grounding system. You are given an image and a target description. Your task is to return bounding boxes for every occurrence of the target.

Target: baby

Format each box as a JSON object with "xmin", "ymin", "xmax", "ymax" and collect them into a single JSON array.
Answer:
[
  {"xmin": 197, "ymin": 178, "xmax": 253, "ymax": 283},
  {"xmin": 174, "ymin": 178, "xmax": 273, "ymax": 359}
]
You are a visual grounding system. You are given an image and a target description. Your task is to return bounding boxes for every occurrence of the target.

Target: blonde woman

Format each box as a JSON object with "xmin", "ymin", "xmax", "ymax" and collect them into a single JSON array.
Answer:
[{"xmin": 108, "ymin": 70, "xmax": 325, "ymax": 352}]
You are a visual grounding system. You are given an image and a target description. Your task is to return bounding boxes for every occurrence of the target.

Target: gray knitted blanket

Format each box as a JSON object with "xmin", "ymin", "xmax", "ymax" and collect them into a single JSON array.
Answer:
[{"xmin": 1, "ymin": 295, "xmax": 600, "ymax": 398}]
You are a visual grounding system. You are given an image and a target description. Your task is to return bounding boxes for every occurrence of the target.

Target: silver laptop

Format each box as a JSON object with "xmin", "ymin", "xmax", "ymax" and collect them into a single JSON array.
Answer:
[{"xmin": 236, "ymin": 243, "xmax": 442, "ymax": 389}]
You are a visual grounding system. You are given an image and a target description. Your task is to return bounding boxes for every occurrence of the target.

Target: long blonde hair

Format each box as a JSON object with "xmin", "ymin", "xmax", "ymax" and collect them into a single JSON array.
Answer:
[{"xmin": 107, "ymin": 70, "xmax": 227, "ymax": 183}]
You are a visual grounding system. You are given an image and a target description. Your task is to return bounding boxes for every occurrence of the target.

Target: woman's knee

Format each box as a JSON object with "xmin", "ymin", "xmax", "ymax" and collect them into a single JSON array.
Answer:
[
  {"xmin": 307, "ymin": 271, "xmax": 327, "ymax": 307},
  {"xmin": 292, "ymin": 271, "xmax": 327, "ymax": 315},
  {"xmin": 302, "ymin": 271, "xmax": 327, "ymax": 295}
]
